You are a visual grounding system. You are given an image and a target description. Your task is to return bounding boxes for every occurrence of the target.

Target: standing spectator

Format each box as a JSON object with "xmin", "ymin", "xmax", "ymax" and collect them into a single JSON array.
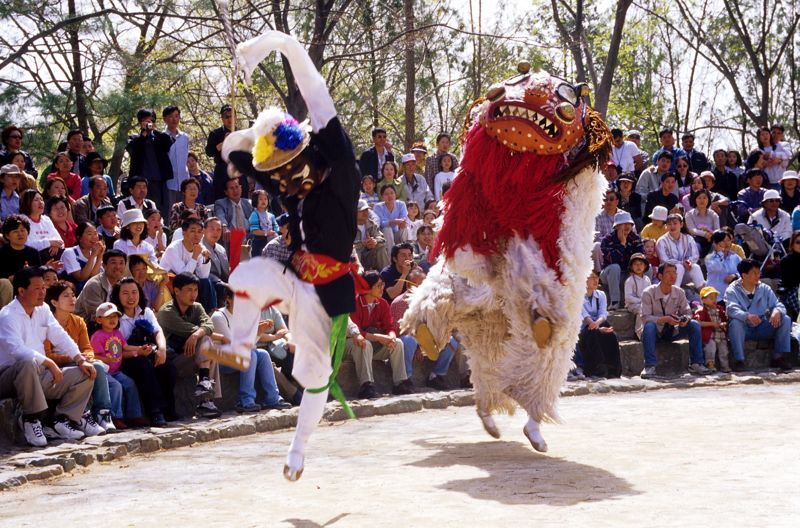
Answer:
[
  {"xmin": 693, "ymin": 287, "xmax": 730, "ymax": 372},
  {"xmin": 756, "ymin": 126, "xmax": 790, "ymax": 189},
  {"xmin": 61, "ymin": 222, "xmax": 104, "ymax": 293},
  {"xmin": 711, "ymin": 149, "xmax": 739, "ymax": 201},
  {"xmin": 358, "ymin": 127, "xmax": 394, "ymax": 182},
  {"xmin": 0, "ymin": 267, "xmax": 98, "ymax": 446},
  {"xmin": 599, "ymin": 211, "xmax": 643, "ymax": 310},
  {"xmin": 644, "ymin": 173, "xmax": 680, "ymax": 222},
  {"xmin": 636, "ymin": 151, "xmax": 674, "ymax": 199},
  {"xmin": 206, "ymin": 105, "xmax": 245, "ymax": 201},
  {"xmin": 424, "ymin": 133, "xmax": 459, "ymax": 190},
  {"xmin": 186, "ymin": 152, "xmax": 215, "ymax": 206},
  {"xmin": 214, "ymin": 177, "xmax": 253, "ymax": 234},
  {"xmin": 380, "ymin": 242, "xmax": 414, "ymax": 302},
  {"xmin": 19, "ymin": 189, "xmax": 63, "ymax": 260},
  {"xmin": 737, "ymin": 169, "xmax": 767, "ymax": 216},
  {"xmin": 344, "ymin": 271, "xmax": 411, "ymax": 397},
  {"xmin": 65, "ymin": 129, "xmax": 87, "ymax": 178},
  {"xmin": 656, "ymin": 213, "xmax": 705, "ymax": 289},
  {"xmin": 704, "ymin": 230, "xmax": 741, "ymax": 297},
  {"xmin": 726, "ymin": 150, "xmax": 745, "ymax": 180},
  {"xmin": 47, "ymin": 152, "xmax": 82, "ymax": 200},
  {"xmin": 96, "ymin": 206, "xmax": 120, "ymax": 249},
  {"xmin": 748, "ymin": 190, "xmax": 793, "ymax": 244},
  {"xmin": 75, "ymin": 249, "xmax": 128, "ymax": 320},
  {"xmin": 113, "ymin": 209, "xmax": 158, "ymax": 263},
  {"xmin": 74, "ymin": 176, "xmax": 113, "ymax": 225},
  {"xmin": 168, "ymin": 178, "xmax": 208, "ymax": 231},
  {"xmin": 400, "ymin": 153, "xmax": 433, "ymax": 209},
  {"xmin": 617, "ymin": 174, "xmax": 642, "ymax": 228},
  {"xmin": 680, "ymin": 133, "xmax": 710, "ymax": 174},
  {"xmin": 610, "ymin": 128, "xmax": 642, "ymax": 174},
  {"xmin": 433, "ymin": 153, "xmax": 456, "ymax": 201},
  {"xmin": 651, "ymin": 129, "xmax": 687, "ymax": 171},
  {"xmin": 46, "ymin": 196, "xmax": 77, "ymax": 248},
  {"xmin": 380, "ymin": 160, "xmax": 407, "ymax": 202},
  {"xmin": 0, "ymin": 215, "xmax": 42, "ymax": 307},
  {"xmin": 0, "ymin": 125, "xmax": 37, "ymax": 178},
  {"xmin": 248, "ymin": 189, "xmax": 278, "ymax": 257},
  {"xmin": 779, "ymin": 231, "xmax": 800, "ymax": 321},
  {"xmin": 374, "ymin": 185, "xmax": 410, "ymax": 248},
  {"xmin": 411, "ymin": 142, "xmax": 427, "ymax": 169},
  {"xmin": 126, "ymin": 109, "xmax": 174, "ymax": 216},
  {"xmin": 684, "ymin": 189, "xmax": 720, "ymax": 257},
  {"xmin": 724, "ymin": 259, "xmax": 792, "ymax": 372},
  {"xmin": 639, "ymin": 263, "xmax": 710, "ymax": 378},
  {"xmin": 626, "ymin": 129, "xmax": 648, "ymax": 175},
  {"xmin": 778, "ymin": 171, "xmax": 799, "ymax": 215},
  {"xmin": 156, "ymin": 272, "xmax": 222, "ymax": 419},
  {"xmin": 116, "ymin": 176, "xmax": 158, "ymax": 217},
  {"xmin": 0, "ymin": 164, "xmax": 21, "ymax": 221},
  {"xmin": 578, "ymin": 270, "xmax": 621, "ymax": 378},
  {"xmin": 7, "ymin": 152, "xmax": 37, "ymax": 193},
  {"xmin": 80, "ymin": 152, "xmax": 115, "ymax": 198},
  {"xmin": 163, "ymin": 106, "xmax": 190, "ymax": 206},
  {"xmin": 625, "ymin": 253, "xmax": 651, "ymax": 337},
  {"xmin": 354, "ymin": 199, "xmax": 388, "ymax": 271}
]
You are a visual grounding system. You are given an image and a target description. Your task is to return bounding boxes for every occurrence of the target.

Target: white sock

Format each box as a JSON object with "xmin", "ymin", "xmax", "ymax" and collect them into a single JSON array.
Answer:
[{"xmin": 285, "ymin": 388, "xmax": 328, "ymax": 478}]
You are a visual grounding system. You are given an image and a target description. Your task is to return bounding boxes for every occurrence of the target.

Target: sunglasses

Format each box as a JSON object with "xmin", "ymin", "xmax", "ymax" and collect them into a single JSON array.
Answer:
[{"xmin": 8, "ymin": 134, "xmax": 22, "ymax": 139}]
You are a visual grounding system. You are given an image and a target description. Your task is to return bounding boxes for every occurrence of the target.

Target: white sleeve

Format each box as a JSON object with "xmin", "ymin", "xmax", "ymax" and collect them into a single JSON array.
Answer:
[
  {"xmin": 0, "ymin": 309, "xmax": 46, "ymax": 364},
  {"xmin": 236, "ymin": 31, "xmax": 335, "ymax": 131},
  {"xmin": 61, "ymin": 248, "xmax": 82, "ymax": 274}
]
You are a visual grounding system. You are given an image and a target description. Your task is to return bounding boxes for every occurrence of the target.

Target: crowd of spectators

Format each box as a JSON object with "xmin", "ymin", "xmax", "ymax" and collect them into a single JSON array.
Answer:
[{"xmin": 0, "ymin": 111, "xmax": 798, "ymax": 449}]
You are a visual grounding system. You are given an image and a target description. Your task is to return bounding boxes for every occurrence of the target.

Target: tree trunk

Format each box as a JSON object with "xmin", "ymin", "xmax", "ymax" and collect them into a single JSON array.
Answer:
[
  {"xmin": 403, "ymin": 0, "xmax": 415, "ymax": 151},
  {"xmin": 67, "ymin": 0, "xmax": 88, "ymax": 133},
  {"xmin": 593, "ymin": 0, "xmax": 633, "ymax": 117}
]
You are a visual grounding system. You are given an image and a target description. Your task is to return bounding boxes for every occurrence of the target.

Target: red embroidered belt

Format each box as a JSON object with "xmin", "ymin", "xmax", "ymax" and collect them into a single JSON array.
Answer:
[{"xmin": 291, "ymin": 250, "xmax": 369, "ymax": 293}]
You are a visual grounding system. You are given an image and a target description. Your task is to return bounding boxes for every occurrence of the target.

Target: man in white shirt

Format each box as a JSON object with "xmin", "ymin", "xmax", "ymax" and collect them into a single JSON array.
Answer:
[
  {"xmin": 160, "ymin": 217, "xmax": 216, "ymax": 312},
  {"xmin": 610, "ymin": 128, "xmax": 642, "ymax": 174},
  {"xmin": 748, "ymin": 189, "xmax": 793, "ymax": 243},
  {"xmin": 117, "ymin": 176, "xmax": 158, "ymax": 217},
  {"xmin": 163, "ymin": 106, "xmax": 190, "ymax": 207},
  {"xmin": 0, "ymin": 267, "xmax": 100, "ymax": 446}
]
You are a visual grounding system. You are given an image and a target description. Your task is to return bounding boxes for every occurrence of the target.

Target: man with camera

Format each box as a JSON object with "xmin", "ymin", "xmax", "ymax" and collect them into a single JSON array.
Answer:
[
  {"xmin": 126, "ymin": 108, "xmax": 175, "ymax": 217},
  {"xmin": 380, "ymin": 242, "xmax": 415, "ymax": 303},
  {"xmin": 639, "ymin": 262, "xmax": 711, "ymax": 378}
]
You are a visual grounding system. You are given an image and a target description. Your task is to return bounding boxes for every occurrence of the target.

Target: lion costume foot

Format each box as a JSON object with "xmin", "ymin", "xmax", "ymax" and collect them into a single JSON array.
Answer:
[
  {"xmin": 531, "ymin": 316, "xmax": 552, "ymax": 349},
  {"xmin": 477, "ymin": 409, "xmax": 501, "ymax": 439},
  {"xmin": 283, "ymin": 450, "xmax": 305, "ymax": 481},
  {"xmin": 415, "ymin": 323, "xmax": 440, "ymax": 361},
  {"xmin": 523, "ymin": 418, "xmax": 548, "ymax": 453}
]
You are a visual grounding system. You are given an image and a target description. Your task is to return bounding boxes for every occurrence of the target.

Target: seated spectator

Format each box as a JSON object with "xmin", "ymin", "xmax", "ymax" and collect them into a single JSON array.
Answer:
[
  {"xmin": 19, "ymin": 189, "xmax": 63, "ymax": 261},
  {"xmin": 114, "ymin": 209, "xmax": 158, "ymax": 263},
  {"xmin": 642, "ymin": 238, "xmax": 659, "ymax": 277},
  {"xmin": 640, "ymin": 205, "xmax": 669, "ymax": 241},
  {"xmin": 0, "ymin": 215, "xmax": 42, "ymax": 307},
  {"xmin": 724, "ymin": 259, "xmax": 792, "ymax": 372},
  {"xmin": 159, "ymin": 217, "xmax": 216, "ymax": 313},
  {"xmin": 616, "ymin": 174, "xmax": 642, "ymax": 229},
  {"xmin": 656, "ymin": 213, "xmax": 705, "ymax": 290},
  {"xmin": 213, "ymin": 177, "xmax": 253, "ymax": 234},
  {"xmin": 720, "ymin": 226, "xmax": 746, "ymax": 259},
  {"xmin": 374, "ymin": 184, "xmax": 410, "ymax": 248},
  {"xmin": 46, "ymin": 196, "xmax": 77, "ymax": 248},
  {"xmin": 111, "ymin": 277, "xmax": 178, "ymax": 421},
  {"xmin": 737, "ymin": 169, "xmax": 767, "ymax": 216},
  {"xmin": 168, "ymin": 207, "xmax": 200, "ymax": 244},
  {"xmin": 693, "ymin": 287, "xmax": 730, "ymax": 372},
  {"xmin": 684, "ymin": 189, "xmax": 720, "ymax": 257},
  {"xmin": 391, "ymin": 267, "xmax": 455, "ymax": 390},
  {"xmin": 748, "ymin": 189, "xmax": 793, "ymax": 244},
  {"xmin": 45, "ymin": 281, "xmax": 119, "ymax": 432},
  {"xmin": 186, "ymin": 152, "xmax": 215, "ymax": 206},
  {"xmin": 354, "ymin": 199, "xmax": 388, "ymax": 272},
  {"xmin": 73, "ymin": 175, "xmax": 113, "ymax": 225},
  {"xmin": 577, "ymin": 270, "xmax": 621, "ymax": 378},
  {"xmin": 639, "ymin": 263, "xmax": 710, "ymax": 378},
  {"xmin": 168, "ymin": 178, "xmax": 208, "ymax": 231},
  {"xmin": 80, "ymin": 152, "xmax": 115, "ymax": 199},
  {"xmin": 679, "ymin": 173, "xmax": 705, "ymax": 211},
  {"xmin": 248, "ymin": 189, "xmax": 278, "ymax": 257},
  {"xmin": 41, "ymin": 266, "xmax": 59, "ymax": 288},
  {"xmin": 255, "ymin": 304, "xmax": 303, "ymax": 405},
  {"xmin": 75, "ymin": 249, "xmax": 127, "ymax": 320},
  {"xmin": 704, "ymin": 230, "xmax": 741, "ymax": 298},
  {"xmin": 116, "ymin": 176, "xmax": 157, "ymax": 217},
  {"xmin": 380, "ymin": 242, "xmax": 414, "ymax": 302},
  {"xmin": 599, "ymin": 211, "xmax": 643, "ymax": 309},
  {"xmin": 7, "ymin": 152, "xmax": 38, "ymax": 194},
  {"xmin": 61, "ymin": 222, "xmax": 104, "ymax": 293},
  {"xmin": 42, "ymin": 177, "xmax": 75, "ymax": 217},
  {"xmin": 157, "ymin": 272, "xmax": 222, "ymax": 419},
  {"xmin": 433, "ymin": 153, "xmax": 456, "ymax": 201},
  {"xmin": 0, "ymin": 267, "xmax": 100, "ymax": 446},
  {"xmin": 211, "ymin": 286, "xmax": 291, "ymax": 413},
  {"xmin": 345, "ymin": 271, "xmax": 411, "ymax": 398},
  {"xmin": 779, "ymin": 171, "xmax": 799, "ymax": 215},
  {"xmin": 360, "ymin": 175, "xmax": 379, "ymax": 207},
  {"xmin": 636, "ymin": 150, "xmax": 673, "ymax": 198},
  {"xmin": 47, "ymin": 151, "xmax": 82, "ymax": 200},
  {"xmin": 413, "ymin": 225, "xmax": 435, "ymax": 272},
  {"xmin": 201, "ymin": 217, "xmax": 230, "ymax": 301},
  {"xmin": 699, "ymin": 170, "xmax": 731, "ymax": 219},
  {"xmin": 592, "ymin": 189, "xmax": 620, "ymax": 271},
  {"xmin": 624, "ymin": 253, "xmax": 651, "ymax": 337},
  {"xmin": 793, "ymin": 205, "xmax": 800, "ymax": 232},
  {"xmin": 90, "ymin": 301, "xmax": 153, "ymax": 427},
  {"xmin": 96, "ymin": 205, "xmax": 120, "ymax": 248},
  {"xmin": 779, "ymin": 231, "xmax": 800, "ymax": 321},
  {"xmin": 262, "ymin": 213, "xmax": 291, "ymax": 263},
  {"xmin": 0, "ymin": 164, "xmax": 21, "ymax": 222},
  {"xmin": 128, "ymin": 255, "xmax": 167, "ymax": 311},
  {"xmin": 144, "ymin": 208, "xmax": 167, "ymax": 258},
  {"xmin": 644, "ymin": 172, "xmax": 679, "ymax": 222}
]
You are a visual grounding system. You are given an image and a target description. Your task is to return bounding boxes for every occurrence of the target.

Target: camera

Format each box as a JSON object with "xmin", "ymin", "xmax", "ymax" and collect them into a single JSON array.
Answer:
[
  {"xmin": 146, "ymin": 122, "xmax": 154, "ymax": 131},
  {"xmin": 677, "ymin": 315, "xmax": 690, "ymax": 324}
]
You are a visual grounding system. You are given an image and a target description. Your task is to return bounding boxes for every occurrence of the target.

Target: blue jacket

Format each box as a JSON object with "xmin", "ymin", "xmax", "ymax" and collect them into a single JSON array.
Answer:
[
  {"xmin": 704, "ymin": 250, "xmax": 741, "ymax": 296},
  {"xmin": 724, "ymin": 279, "xmax": 785, "ymax": 323}
]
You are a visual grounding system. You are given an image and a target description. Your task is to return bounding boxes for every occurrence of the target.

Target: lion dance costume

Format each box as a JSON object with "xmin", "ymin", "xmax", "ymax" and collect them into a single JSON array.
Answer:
[{"xmin": 400, "ymin": 65, "xmax": 613, "ymax": 450}]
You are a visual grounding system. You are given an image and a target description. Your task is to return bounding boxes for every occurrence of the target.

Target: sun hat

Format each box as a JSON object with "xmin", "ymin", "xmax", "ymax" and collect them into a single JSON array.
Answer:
[
  {"xmin": 612, "ymin": 211, "xmax": 635, "ymax": 227},
  {"xmin": 699, "ymin": 286, "xmax": 719, "ymax": 299},
  {"xmin": 761, "ymin": 189, "xmax": 781, "ymax": 203},
  {"xmin": 0, "ymin": 164, "xmax": 21, "ymax": 176},
  {"xmin": 650, "ymin": 206, "xmax": 668, "ymax": 222},
  {"xmin": 628, "ymin": 252, "xmax": 650, "ymax": 271},
  {"xmin": 250, "ymin": 107, "xmax": 311, "ymax": 172},
  {"xmin": 95, "ymin": 301, "xmax": 122, "ymax": 318},
  {"xmin": 121, "ymin": 208, "xmax": 147, "ymax": 228},
  {"xmin": 780, "ymin": 170, "xmax": 798, "ymax": 182}
]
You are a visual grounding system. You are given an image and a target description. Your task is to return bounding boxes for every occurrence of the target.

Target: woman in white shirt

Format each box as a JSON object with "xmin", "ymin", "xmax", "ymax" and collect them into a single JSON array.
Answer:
[
  {"xmin": 113, "ymin": 208, "xmax": 157, "ymax": 263},
  {"xmin": 19, "ymin": 189, "xmax": 63, "ymax": 258},
  {"xmin": 656, "ymin": 213, "xmax": 705, "ymax": 289},
  {"xmin": 61, "ymin": 222, "xmax": 104, "ymax": 293}
]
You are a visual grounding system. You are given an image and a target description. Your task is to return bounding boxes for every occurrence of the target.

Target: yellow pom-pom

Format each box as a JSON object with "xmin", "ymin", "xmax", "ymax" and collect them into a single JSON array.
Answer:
[{"xmin": 253, "ymin": 134, "xmax": 275, "ymax": 165}]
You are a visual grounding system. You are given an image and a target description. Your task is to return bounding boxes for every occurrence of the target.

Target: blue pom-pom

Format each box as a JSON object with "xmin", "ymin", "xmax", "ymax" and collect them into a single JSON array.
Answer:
[
  {"xmin": 273, "ymin": 122, "xmax": 304, "ymax": 150},
  {"xmin": 133, "ymin": 318, "xmax": 157, "ymax": 336}
]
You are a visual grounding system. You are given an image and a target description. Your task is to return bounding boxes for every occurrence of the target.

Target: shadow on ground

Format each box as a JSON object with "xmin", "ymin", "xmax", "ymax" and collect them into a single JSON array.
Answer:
[
  {"xmin": 281, "ymin": 513, "xmax": 350, "ymax": 528},
  {"xmin": 407, "ymin": 439, "xmax": 639, "ymax": 506}
]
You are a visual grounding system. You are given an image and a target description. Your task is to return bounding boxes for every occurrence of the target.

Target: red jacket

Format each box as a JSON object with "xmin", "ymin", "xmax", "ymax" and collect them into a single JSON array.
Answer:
[
  {"xmin": 693, "ymin": 304, "xmax": 727, "ymax": 344},
  {"xmin": 350, "ymin": 294, "xmax": 397, "ymax": 336}
]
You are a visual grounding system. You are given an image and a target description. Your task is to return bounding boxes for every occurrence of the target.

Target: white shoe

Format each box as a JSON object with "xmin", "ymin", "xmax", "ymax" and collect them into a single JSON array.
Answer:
[
  {"xmin": 194, "ymin": 378, "xmax": 216, "ymax": 399},
  {"xmin": 53, "ymin": 417, "xmax": 85, "ymax": 440},
  {"xmin": 78, "ymin": 412, "xmax": 106, "ymax": 437},
  {"xmin": 688, "ymin": 363, "xmax": 712, "ymax": 375},
  {"xmin": 18, "ymin": 417, "xmax": 47, "ymax": 447},
  {"xmin": 97, "ymin": 410, "xmax": 116, "ymax": 433},
  {"xmin": 640, "ymin": 366, "xmax": 656, "ymax": 379}
]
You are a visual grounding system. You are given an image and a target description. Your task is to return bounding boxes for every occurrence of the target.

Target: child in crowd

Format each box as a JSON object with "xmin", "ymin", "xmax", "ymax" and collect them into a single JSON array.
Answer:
[
  {"xmin": 360, "ymin": 175, "xmax": 379, "ymax": 207},
  {"xmin": 248, "ymin": 189, "xmax": 278, "ymax": 257},
  {"xmin": 144, "ymin": 209, "xmax": 167, "ymax": 258},
  {"xmin": 422, "ymin": 209, "xmax": 438, "ymax": 227},
  {"xmin": 90, "ymin": 302, "xmax": 150, "ymax": 428},
  {"xmin": 402, "ymin": 201, "xmax": 423, "ymax": 242},
  {"xmin": 640, "ymin": 205, "xmax": 668, "ymax": 240},
  {"xmin": 624, "ymin": 253, "xmax": 651, "ymax": 338},
  {"xmin": 433, "ymin": 154, "xmax": 456, "ymax": 201},
  {"xmin": 721, "ymin": 226, "xmax": 746, "ymax": 259},
  {"xmin": 642, "ymin": 238, "xmax": 659, "ymax": 279},
  {"xmin": 693, "ymin": 287, "xmax": 730, "ymax": 372},
  {"xmin": 96, "ymin": 205, "xmax": 120, "ymax": 248}
]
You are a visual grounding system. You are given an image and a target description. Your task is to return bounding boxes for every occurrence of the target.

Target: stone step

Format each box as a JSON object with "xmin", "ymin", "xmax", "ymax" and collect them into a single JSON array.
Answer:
[
  {"xmin": 619, "ymin": 338, "xmax": 690, "ymax": 377},
  {"xmin": 607, "ymin": 310, "xmax": 637, "ymax": 340}
]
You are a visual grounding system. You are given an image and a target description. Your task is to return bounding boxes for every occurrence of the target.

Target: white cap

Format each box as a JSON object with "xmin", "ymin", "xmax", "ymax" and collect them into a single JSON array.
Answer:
[
  {"xmin": 650, "ymin": 205, "xmax": 668, "ymax": 222},
  {"xmin": 357, "ymin": 199, "xmax": 370, "ymax": 211},
  {"xmin": 95, "ymin": 301, "xmax": 121, "ymax": 318},
  {"xmin": 401, "ymin": 153, "xmax": 416, "ymax": 164}
]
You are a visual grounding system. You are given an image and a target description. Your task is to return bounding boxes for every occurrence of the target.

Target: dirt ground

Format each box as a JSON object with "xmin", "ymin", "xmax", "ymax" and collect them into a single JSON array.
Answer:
[{"xmin": 2, "ymin": 384, "xmax": 799, "ymax": 528}]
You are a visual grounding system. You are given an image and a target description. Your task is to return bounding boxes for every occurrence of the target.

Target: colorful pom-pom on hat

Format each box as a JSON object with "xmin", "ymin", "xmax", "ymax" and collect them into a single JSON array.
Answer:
[{"xmin": 251, "ymin": 107, "xmax": 311, "ymax": 171}]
